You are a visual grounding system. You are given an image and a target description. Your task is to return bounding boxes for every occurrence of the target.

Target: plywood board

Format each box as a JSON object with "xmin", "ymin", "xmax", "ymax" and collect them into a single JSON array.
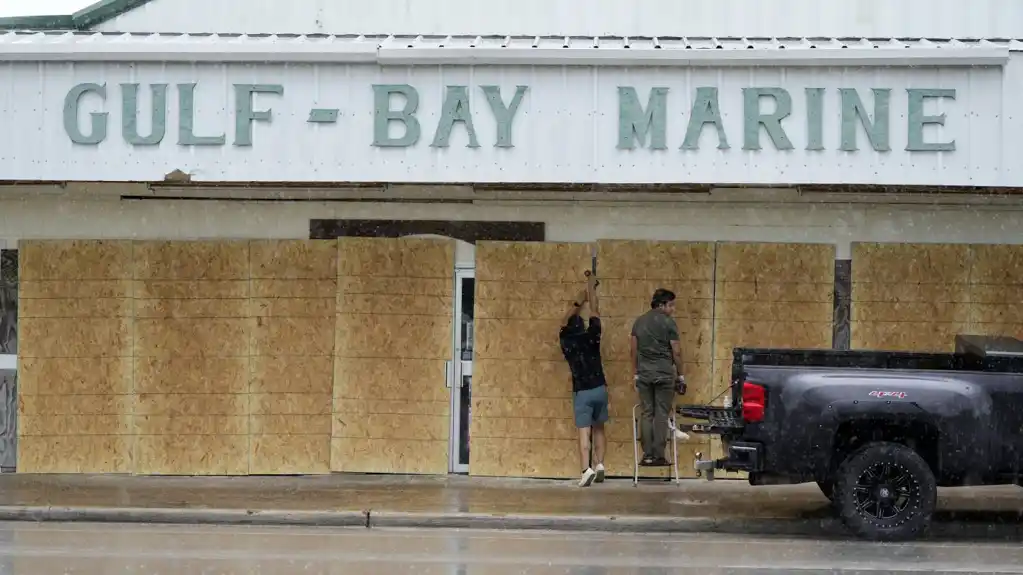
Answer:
[
  {"xmin": 866, "ymin": 244, "xmax": 1023, "ymax": 344},
  {"xmin": 713, "ymin": 243, "xmax": 834, "ymax": 396},
  {"xmin": 851, "ymin": 243, "xmax": 971, "ymax": 352},
  {"xmin": 132, "ymin": 241, "xmax": 250, "ymax": 475},
  {"xmin": 967, "ymin": 244, "xmax": 1023, "ymax": 343},
  {"xmin": 18, "ymin": 240, "xmax": 132, "ymax": 281},
  {"xmin": 16, "ymin": 240, "xmax": 134, "ymax": 474},
  {"xmin": 597, "ymin": 241, "xmax": 715, "ymax": 478},
  {"xmin": 853, "ymin": 243, "xmax": 971, "ymax": 285},
  {"xmin": 17, "ymin": 436, "xmax": 133, "ymax": 473},
  {"xmin": 250, "ymin": 435, "xmax": 330, "ymax": 475},
  {"xmin": 134, "ymin": 357, "xmax": 249, "ymax": 395},
  {"xmin": 332, "ymin": 238, "xmax": 453, "ymax": 474},
  {"xmin": 471, "ymin": 359, "xmax": 573, "ymax": 399},
  {"xmin": 471, "ymin": 241, "xmax": 592, "ymax": 478},
  {"xmin": 135, "ymin": 435, "xmax": 248, "ymax": 475},
  {"xmin": 470, "ymin": 438, "xmax": 577, "ymax": 477},
  {"xmin": 133, "ymin": 240, "xmax": 249, "ymax": 281},
  {"xmin": 248, "ymin": 241, "xmax": 337, "ymax": 475}
]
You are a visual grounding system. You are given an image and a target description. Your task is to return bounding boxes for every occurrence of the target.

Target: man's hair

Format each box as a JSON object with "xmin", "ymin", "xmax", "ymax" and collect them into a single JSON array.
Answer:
[{"xmin": 650, "ymin": 288, "xmax": 676, "ymax": 309}]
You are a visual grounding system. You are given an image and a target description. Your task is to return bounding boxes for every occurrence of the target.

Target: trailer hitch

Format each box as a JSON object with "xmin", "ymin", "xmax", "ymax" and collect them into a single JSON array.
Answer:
[{"xmin": 693, "ymin": 450, "xmax": 716, "ymax": 481}]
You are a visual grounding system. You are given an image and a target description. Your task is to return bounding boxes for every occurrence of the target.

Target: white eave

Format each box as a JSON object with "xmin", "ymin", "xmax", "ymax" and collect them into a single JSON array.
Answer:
[{"xmin": 0, "ymin": 32, "xmax": 1014, "ymax": 67}]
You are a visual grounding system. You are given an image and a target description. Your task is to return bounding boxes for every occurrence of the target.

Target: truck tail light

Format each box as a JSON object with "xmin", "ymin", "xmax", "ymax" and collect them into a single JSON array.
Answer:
[{"xmin": 742, "ymin": 381, "xmax": 766, "ymax": 423}]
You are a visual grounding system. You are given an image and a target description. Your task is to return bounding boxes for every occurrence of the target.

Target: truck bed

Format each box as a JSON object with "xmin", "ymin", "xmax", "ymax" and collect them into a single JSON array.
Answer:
[
  {"xmin": 677, "ymin": 340, "xmax": 1023, "ymax": 431},
  {"xmin": 729, "ymin": 346, "xmax": 1023, "ymax": 373}
]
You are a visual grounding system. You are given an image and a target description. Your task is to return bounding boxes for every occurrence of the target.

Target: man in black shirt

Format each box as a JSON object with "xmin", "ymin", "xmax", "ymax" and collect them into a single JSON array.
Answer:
[{"xmin": 559, "ymin": 273, "xmax": 608, "ymax": 487}]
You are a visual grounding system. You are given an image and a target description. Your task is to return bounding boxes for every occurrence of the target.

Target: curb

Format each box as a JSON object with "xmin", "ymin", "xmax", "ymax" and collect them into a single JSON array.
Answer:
[
  {"xmin": 0, "ymin": 506, "xmax": 1018, "ymax": 540},
  {"xmin": 0, "ymin": 506, "xmax": 369, "ymax": 527},
  {"xmin": 367, "ymin": 511, "xmax": 840, "ymax": 536}
]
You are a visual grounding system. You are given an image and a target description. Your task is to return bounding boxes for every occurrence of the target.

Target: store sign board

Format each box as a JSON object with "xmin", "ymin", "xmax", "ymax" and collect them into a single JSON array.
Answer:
[
  {"xmin": 6, "ymin": 62, "xmax": 1001, "ymax": 186},
  {"xmin": 60, "ymin": 82, "xmax": 957, "ymax": 153}
]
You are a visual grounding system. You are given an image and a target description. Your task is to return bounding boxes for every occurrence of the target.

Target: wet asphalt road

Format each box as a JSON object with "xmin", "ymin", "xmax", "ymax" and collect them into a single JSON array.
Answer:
[{"xmin": 0, "ymin": 522, "xmax": 1019, "ymax": 574}]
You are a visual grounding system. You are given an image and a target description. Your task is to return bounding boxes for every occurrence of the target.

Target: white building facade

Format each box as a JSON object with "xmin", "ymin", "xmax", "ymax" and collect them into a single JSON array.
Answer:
[
  {"xmin": 0, "ymin": 34, "xmax": 1020, "ymax": 241},
  {"xmin": 0, "ymin": 0, "xmax": 1018, "ymax": 250}
]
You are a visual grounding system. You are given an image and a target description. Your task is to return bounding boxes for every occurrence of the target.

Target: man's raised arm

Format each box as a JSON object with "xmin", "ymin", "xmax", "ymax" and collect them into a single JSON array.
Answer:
[
  {"xmin": 562, "ymin": 287, "xmax": 588, "ymax": 326},
  {"xmin": 586, "ymin": 274, "xmax": 599, "ymax": 318}
]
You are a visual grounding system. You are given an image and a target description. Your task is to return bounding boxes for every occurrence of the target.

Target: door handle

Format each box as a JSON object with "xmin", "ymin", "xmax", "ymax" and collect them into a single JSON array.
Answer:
[{"xmin": 445, "ymin": 360, "xmax": 453, "ymax": 388}]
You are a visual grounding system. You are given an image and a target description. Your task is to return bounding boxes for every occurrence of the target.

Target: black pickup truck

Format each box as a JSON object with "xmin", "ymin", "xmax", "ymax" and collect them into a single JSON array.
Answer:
[{"xmin": 679, "ymin": 334, "xmax": 1023, "ymax": 541}]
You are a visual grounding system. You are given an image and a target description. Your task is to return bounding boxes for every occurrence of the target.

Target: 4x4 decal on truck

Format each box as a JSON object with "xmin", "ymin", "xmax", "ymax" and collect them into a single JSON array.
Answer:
[{"xmin": 869, "ymin": 390, "xmax": 907, "ymax": 399}]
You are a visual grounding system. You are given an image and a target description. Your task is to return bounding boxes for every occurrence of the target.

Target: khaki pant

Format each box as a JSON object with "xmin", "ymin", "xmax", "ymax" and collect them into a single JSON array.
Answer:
[{"xmin": 637, "ymin": 377, "xmax": 675, "ymax": 460}]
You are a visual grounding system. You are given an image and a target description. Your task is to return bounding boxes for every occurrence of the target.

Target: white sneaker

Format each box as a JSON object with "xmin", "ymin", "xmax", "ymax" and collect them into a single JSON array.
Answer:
[
  {"xmin": 578, "ymin": 467, "xmax": 596, "ymax": 487},
  {"xmin": 594, "ymin": 463, "xmax": 606, "ymax": 483},
  {"xmin": 668, "ymin": 421, "xmax": 691, "ymax": 441}
]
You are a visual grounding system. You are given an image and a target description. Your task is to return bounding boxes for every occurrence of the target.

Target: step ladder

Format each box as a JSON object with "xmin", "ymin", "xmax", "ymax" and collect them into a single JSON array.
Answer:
[{"xmin": 632, "ymin": 403, "xmax": 680, "ymax": 486}]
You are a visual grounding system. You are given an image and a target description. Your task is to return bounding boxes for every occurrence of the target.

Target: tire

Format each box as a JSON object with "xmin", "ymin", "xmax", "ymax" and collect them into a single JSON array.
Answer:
[{"xmin": 834, "ymin": 441, "xmax": 937, "ymax": 542}]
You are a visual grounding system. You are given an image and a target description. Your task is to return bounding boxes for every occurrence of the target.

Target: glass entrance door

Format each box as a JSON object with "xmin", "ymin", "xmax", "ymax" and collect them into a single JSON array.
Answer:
[{"xmin": 449, "ymin": 267, "xmax": 474, "ymax": 474}]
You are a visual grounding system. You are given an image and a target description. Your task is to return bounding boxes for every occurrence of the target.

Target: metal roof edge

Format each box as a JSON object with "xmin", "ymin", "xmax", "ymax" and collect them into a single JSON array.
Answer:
[
  {"xmin": 0, "ymin": 0, "xmax": 154, "ymax": 31},
  {"xmin": 2, "ymin": 31, "xmax": 1023, "ymax": 42},
  {"xmin": 0, "ymin": 32, "xmax": 1017, "ymax": 64}
]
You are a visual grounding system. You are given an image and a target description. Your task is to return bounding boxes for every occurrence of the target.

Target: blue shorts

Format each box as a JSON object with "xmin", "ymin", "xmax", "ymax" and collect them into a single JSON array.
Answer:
[{"xmin": 573, "ymin": 385, "xmax": 610, "ymax": 428}]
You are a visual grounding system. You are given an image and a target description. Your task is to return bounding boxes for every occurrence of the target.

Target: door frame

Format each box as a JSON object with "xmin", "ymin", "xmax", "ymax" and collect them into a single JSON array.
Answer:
[{"xmin": 448, "ymin": 266, "xmax": 475, "ymax": 474}]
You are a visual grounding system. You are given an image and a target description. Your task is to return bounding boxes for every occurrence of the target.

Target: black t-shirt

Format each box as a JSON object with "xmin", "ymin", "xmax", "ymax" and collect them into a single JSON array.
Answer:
[{"xmin": 559, "ymin": 317, "xmax": 607, "ymax": 393}]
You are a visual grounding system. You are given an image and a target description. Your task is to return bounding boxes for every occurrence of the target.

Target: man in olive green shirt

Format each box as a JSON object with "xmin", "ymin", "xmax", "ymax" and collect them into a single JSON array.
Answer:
[{"xmin": 630, "ymin": 288, "xmax": 685, "ymax": 466}]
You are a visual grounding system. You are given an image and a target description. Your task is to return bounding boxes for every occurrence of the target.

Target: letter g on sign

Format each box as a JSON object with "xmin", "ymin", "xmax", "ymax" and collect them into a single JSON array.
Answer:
[{"xmin": 63, "ymin": 83, "xmax": 108, "ymax": 145}]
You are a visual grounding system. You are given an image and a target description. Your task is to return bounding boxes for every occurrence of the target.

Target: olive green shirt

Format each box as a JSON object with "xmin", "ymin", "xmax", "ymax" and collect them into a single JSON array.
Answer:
[{"xmin": 631, "ymin": 309, "xmax": 681, "ymax": 381}]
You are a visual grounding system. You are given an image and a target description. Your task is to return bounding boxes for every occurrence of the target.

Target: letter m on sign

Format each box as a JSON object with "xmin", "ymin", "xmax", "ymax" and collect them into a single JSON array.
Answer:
[{"xmin": 617, "ymin": 87, "xmax": 668, "ymax": 150}]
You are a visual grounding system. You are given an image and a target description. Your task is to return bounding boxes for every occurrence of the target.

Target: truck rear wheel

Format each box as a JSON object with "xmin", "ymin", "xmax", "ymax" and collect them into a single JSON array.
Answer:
[{"xmin": 834, "ymin": 441, "xmax": 936, "ymax": 541}]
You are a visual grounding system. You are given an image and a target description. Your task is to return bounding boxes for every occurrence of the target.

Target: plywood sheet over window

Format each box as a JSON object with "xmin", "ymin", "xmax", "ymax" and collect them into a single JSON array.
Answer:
[
  {"xmin": 967, "ymin": 244, "xmax": 1023, "ymax": 340},
  {"xmin": 852, "ymin": 243, "xmax": 1023, "ymax": 350},
  {"xmin": 851, "ymin": 243, "xmax": 972, "ymax": 351},
  {"xmin": 132, "ymin": 241, "xmax": 252, "ymax": 475},
  {"xmin": 332, "ymin": 238, "xmax": 453, "ymax": 474},
  {"xmin": 249, "ymin": 240, "xmax": 336, "ymax": 474},
  {"xmin": 596, "ymin": 240, "xmax": 714, "ymax": 479},
  {"xmin": 712, "ymin": 242, "xmax": 834, "ymax": 481},
  {"xmin": 17, "ymin": 240, "xmax": 134, "ymax": 473},
  {"xmin": 470, "ymin": 241, "xmax": 592, "ymax": 478},
  {"xmin": 714, "ymin": 243, "xmax": 835, "ymax": 395}
]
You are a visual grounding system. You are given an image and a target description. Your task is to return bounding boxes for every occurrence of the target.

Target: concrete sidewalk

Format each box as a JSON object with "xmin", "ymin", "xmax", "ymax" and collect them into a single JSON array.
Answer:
[{"xmin": 0, "ymin": 473, "xmax": 1019, "ymax": 539}]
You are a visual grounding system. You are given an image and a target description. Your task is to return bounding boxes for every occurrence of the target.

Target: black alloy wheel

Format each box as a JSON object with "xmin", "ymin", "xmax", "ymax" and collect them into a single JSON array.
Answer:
[
  {"xmin": 854, "ymin": 461, "xmax": 915, "ymax": 520},
  {"xmin": 834, "ymin": 441, "xmax": 937, "ymax": 541}
]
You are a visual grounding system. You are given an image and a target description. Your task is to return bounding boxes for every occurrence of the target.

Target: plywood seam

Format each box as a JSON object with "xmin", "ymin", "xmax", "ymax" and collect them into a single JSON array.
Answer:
[
  {"xmin": 328, "ymin": 242, "xmax": 340, "ymax": 462},
  {"xmin": 967, "ymin": 244, "xmax": 977, "ymax": 331},
  {"xmin": 246, "ymin": 241, "xmax": 253, "ymax": 476},
  {"xmin": 710, "ymin": 242, "xmax": 720, "ymax": 400},
  {"xmin": 129, "ymin": 240, "xmax": 137, "ymax": 475}
]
